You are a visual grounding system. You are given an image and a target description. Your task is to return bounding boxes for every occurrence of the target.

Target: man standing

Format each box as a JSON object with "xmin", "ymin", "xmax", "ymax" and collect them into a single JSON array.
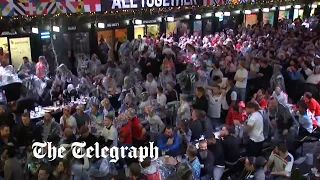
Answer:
[
  {"xmin": 114, "ymin": 38, "xmax": 121, "ymax": 62},
  {"xmin": 89, "ymin": 54, "xmax": 101, "ymax": 76},
  {"xmin": 234, "ymin": 60, "xmax": 248, "ymax": 102},
  {"xmin": 198, "ymin": 139, "xmax": 214, "ymax": 180},
  {"xmin": 186, "ymin": 145, "xmax": 201, "ymax": 180},
  {"xmin": 206, "ymin": 134, "xmax": 225, "ymax": 180},
  {"xmin": 244, "ymin": 101, "xmax": 264, "ymax": 157},
  {"xmin": 190, "ymin": 109, "xmax": 204, "ymax": 142},
  {"xmin": 303, "ymin": 92, "xmax": 320, "ymax": 126},
  {"xmin": 101, "ymin": 114, "xmax": 118, "ymax": 147}
]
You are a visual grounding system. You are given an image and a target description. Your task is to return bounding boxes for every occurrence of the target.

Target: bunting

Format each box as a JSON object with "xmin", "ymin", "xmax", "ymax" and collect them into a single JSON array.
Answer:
[{"xmin": 0, "ymin": 0, "xmax": 101, "ymax": 16}]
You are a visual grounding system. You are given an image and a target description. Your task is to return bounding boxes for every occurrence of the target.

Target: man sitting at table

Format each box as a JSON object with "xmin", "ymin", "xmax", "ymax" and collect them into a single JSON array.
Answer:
[
  {"xmin": 264, "ymin": 142, "xmax": 294, "ymax": 179},
  {"xmin": 73, "ymin": 105, "xmax": 90, "ymax": 130},
  {"xmin": 14, "ymin": 112, "xmax": 38, "ymax": 148},
  {"xmin": 60, "ymin": 105, "xmax": 77, "ymax": 134},
  {"xmin": 157, "ymin": 125, "xmax": 180, "ymax": 157},
  {"xmin": 36, "ymin": 112, "xmax": 61, "ymax": 142}
]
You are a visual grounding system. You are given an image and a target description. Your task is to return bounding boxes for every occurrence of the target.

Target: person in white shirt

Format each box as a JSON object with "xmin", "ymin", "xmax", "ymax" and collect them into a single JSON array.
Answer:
[
  {"xmin": 101, "ymin": 114, "xmax": 118, "ymax": 147},
  {"xmin": 177, "ymin": 94, "xmax": 191, "ymax": 121},
  {"xmin": 306, "ymin": 66, "xmax": 320, "ymax": 85},
  {"xmin": 207, "ymin": 85, "xmax": 223, "ymax": 129},
  {"xmin": 264, "ymin": 143, "xmax": 294, "ymax": 178},
  {"xmin": 302, "ymin": 19, "xmax": 310, "ymax": 28},
  {"xmin": 145, "ymin": 73, "xmax": 158, "ymax": 96},
  {"xmin": 156, "ymin": 87, "xmax": 167, "ymax": 107},
  {"xmin": 234, "ymin": 60, "xmax": 248, "ymax": 102},
  {"xmin": 244, "ymin": 101, "xmax": 264, "ymax": 157},
  {"xmin": 144, "ymin": 105, "xmax": 165, "ymax": 141},
  {"xmin": 60, "ymin": 106, "xmax": 77, "ymax": 134},
  {"xmin": 272, "ymin": 87, "xmax": 288, "ymax": 105}
]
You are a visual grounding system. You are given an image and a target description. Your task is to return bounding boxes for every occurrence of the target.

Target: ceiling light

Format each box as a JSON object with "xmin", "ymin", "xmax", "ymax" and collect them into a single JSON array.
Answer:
[
  {"xmin": 244, "ymin": 10, "xmax": 251, "ymax": 14},
  {"xmin": 97, "ymin": 23, "xmax": 105, "ymax": 28},
  {"xmin": 195, "ymin": 14, "xmax": 201, "ymax": 19},
  {"xmin": 279, "ymin": 6, "xmax": 286, "ymax": 10},
  {"xmin": 286, "ymin": 5, "xmax": 292, "ymax": 9},
  {"xmin": 294, "ymin": 5, "xmax": 301, "ymax": 9},
  {"xmin": 224, "ymin": 12, "xmax": 230, "ymax": 16},
  {"xmin": 134, "ymin": 19, "xmax": 142, "ymax": 25},
  {"xmin": 156, "ymin": 17, "xmax": 162, "ymax": 22},
  {"xmin": 204, "ymin": 13, "xmax": 212, "ymax": 17},
  {"xmin": 252, "ymin": 8, "xmax": 259, "ymax": 12},
  {"xmin": 166, "ymin": 17, "xmax": 174, "ymax": 22},
  {"xmin": 52, "ymin": 26, "xmax": 60, "ymax": 32},
  {"xmin": 234, "ymin": 10, "xmax": 241, "ymax": 14},
  {"xmin": 262, "ymin": 8, "xmax": 270, "ymax": 12},
  {"xmin": 32, "ymin": 27, "xmax": 39, "ymax": 34},
  {"xmin": 215, "ymin": 12, "xmax": 223, "ymax": 17}
]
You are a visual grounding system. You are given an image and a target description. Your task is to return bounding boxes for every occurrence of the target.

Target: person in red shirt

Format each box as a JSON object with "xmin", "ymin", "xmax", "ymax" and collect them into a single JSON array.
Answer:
[
  {"xmin": 303, "ymin": 92, "xmax": 320, "ymax": 126},
  {"xmin": 118, "ymin": 113, "xmax": 132, "ymax": 146},
  {"xmin": 126, "ymin": 108, "xmax": 146, "ymax": 148},
  {"xmin": 252, "ymin": 89, "xmax": 267, "ymax": 109},
  {"xmin": 226, "ymin": 101, "xmax": 247, "ymax": 126},
  {"xmin": 236, "ymin": 40, "xmax": 242, "ymax": 50}
]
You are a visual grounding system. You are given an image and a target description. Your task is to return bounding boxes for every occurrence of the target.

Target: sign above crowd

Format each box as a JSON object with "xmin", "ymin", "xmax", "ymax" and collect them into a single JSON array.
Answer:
[
  {"xmin": 102, "ymin": 0, "xmax": 200, "ymax": 10},
  {"xmin": 0, "ymin": 0, "xmax": 252, "ymax": 16}
]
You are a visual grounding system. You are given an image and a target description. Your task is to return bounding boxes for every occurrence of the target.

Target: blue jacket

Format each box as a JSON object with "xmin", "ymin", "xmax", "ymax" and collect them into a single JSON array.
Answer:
[
  {"xmin": 287, "ymin": 70, "xmax": 302, "ymax": 80},
  {"xmin": 157, "ymin": 133, "xmax": 180, "ymax": 151}
]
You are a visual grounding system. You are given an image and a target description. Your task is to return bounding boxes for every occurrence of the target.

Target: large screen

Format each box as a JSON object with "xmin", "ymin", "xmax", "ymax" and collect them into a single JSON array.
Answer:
[
  {"xmin": 263, "ymin": 12, "xmax": 274, "ymax": 25},
  {"xmin": 245, "ymin": 14, "xmax": 258, "ymax": 26},
  {"xmin": 193, "ymin": 20, "xmax": 202, "ymax": 36},
  {"xmin": 9, "ymin": 37, "xmax": 31, "ymax": 71}
]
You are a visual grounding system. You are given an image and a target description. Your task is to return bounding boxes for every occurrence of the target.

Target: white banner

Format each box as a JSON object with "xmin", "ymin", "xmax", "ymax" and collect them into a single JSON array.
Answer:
[{"xmin": 9, "ymin": 37, "xmax": 32, "ymax": 71}]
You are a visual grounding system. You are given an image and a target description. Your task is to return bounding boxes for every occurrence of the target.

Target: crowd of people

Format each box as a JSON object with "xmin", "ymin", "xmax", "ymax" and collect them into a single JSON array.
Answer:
[{"xmin": 0, "ymin": 14, "xmax": 319, "ymax": 180}]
